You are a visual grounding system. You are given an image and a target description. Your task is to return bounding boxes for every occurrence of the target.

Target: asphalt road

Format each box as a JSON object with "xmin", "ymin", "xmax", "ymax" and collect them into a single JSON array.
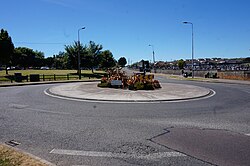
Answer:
[{"xmin": 0, "ymin": 77, "xmax": 249, "ymax": 166}]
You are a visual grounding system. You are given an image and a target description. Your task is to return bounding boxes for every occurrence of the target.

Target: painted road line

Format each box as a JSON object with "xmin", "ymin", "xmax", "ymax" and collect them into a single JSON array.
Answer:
[
  {"xmin": 50, "ymin": 149, "xmax": 186, "ymax": 160},
  {"xmin": 245, "ymin": 133, "xmax": 250, "ymax": 136}
]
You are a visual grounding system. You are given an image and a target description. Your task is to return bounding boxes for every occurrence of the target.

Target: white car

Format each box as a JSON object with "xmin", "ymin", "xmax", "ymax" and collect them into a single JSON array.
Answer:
[{"xmin": 40, "ymin": 66, "xmax": 49, "ymax": 70}]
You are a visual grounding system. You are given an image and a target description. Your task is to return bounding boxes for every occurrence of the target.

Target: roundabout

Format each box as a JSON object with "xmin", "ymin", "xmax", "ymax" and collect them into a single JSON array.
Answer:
[
  {"xmin": 46, "ymin": 82, "xmax": 214, "ymax": 103},
  {"xmin": 0, "ymin": 77, "xmax": 249, "ymax": 166}
]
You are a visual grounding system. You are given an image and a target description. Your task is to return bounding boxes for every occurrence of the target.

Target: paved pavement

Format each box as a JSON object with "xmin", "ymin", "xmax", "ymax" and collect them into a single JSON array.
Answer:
[{"xmin": 46, "ymin": 82, "xmax": 212, "ymax": 102}]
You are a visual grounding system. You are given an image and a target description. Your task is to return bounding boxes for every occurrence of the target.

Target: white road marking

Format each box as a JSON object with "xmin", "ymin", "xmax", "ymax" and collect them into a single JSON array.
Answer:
[
  {"xmin": 26, "ymin": 108, "xmax": 71, "ymax": 115},
  {"xmin": 245, "ymin": 133, "xmax": 250, "ymax": 136},
  {"xmin": 9, "ymin": 103, "xmax": 29, "ymax": 109},
  {"xmin": 50, "ymin": 149, "xmax": 186, "ymax": 160}
]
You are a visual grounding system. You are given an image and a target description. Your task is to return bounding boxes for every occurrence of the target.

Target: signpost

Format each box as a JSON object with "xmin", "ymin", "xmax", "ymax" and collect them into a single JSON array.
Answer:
[{"xmin": 111, "ymin": 80, "xmax": 122, "ymax": 86}]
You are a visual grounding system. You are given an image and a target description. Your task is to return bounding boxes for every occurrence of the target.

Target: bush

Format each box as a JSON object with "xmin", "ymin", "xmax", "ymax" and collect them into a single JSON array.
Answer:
[
  {"xmin": 144, "ymin": 83, "xmax": 154, "ymax": 90},
  {"xmin": 134, "ymin": 82, "xmax": 144, "ymax": 90},
  {"xmin": 97, "ymin": 82, "xmax": 110, "ymax": 88},
  {"xmin": 128, "ymin": 85, "xmax": 134, "ymax": 90}
]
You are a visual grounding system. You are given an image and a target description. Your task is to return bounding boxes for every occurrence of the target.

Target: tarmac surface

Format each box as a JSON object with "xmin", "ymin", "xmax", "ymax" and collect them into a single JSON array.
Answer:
[
  {"xmin": 0, "ymin": 75, "xmax": 249, "ymax": 166},
  {"xmin": 47, "ymin": 82, "xmax": 213, "ymax": 102}
]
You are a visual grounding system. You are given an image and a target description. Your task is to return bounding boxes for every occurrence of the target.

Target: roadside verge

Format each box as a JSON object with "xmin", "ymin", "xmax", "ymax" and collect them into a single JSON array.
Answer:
[{"xmin": 0, "ymin": 144, "xmax": 55, "ymax": 166}]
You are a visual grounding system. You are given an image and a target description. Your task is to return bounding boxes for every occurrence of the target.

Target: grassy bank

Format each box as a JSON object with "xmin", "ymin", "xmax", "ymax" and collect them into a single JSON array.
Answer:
[{"xmin": 0, "ymin": 144, "xmax": 48, "ymax": 166}]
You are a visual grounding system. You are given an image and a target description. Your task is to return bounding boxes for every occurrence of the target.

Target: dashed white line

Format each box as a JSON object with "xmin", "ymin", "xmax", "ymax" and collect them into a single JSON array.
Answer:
[{"xmin": 50, "ymin": 149, "xmax": 186, "ymax": 160}]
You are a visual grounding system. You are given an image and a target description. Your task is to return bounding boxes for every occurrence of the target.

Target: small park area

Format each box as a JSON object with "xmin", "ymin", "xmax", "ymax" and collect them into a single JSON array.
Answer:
[{"xmin": 0, "ymin": 69, "xmax": 106, "ymax": 83}]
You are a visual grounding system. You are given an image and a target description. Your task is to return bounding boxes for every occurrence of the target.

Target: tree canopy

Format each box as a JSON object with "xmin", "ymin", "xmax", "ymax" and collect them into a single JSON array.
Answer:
[
  {"xmin": 99, "ymin": 50, "xmax": 116, "ymax": 69},
  {"xmin": 65, "ymin": 41, "xmax": 86, "ymax": 69},
  {"xmin": 13, "ymin": 47, "xmax": 44, "ymax": 68},
  {"xmin": 64, "ymin": 41, "xmax": 116, "ymax": 72},
  {"xmin": 0, "ymin": 28, "xmax": 119, "ymax": 72},
  {"xmin": 177, "ymin": 59, "xmax": 185, "ymax": 69},
  {"xmin": 0, "ymin": 29, "xmax": 14, "ymax": 73},
  {"xmin": 118, "ymin": 57, "xmax": 127, "ymax": 67}
]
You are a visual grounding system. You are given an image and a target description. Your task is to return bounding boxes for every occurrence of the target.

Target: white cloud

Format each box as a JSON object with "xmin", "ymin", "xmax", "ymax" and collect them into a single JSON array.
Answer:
[{"xmin": 40, "ymin": 0, "xmax": 75, "ymax": 8}]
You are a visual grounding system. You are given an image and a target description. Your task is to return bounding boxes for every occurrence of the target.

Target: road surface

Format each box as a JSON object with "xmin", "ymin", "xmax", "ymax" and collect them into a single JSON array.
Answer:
[{"xmin": 0, "ymin": 77, "xmax": 249, "ymax": 166}]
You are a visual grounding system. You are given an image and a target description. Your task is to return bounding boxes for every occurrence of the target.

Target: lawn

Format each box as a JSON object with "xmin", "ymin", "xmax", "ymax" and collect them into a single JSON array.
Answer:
[{"xmin": 0, "ymin": 69, "xmax": 106, "ymax": 83}]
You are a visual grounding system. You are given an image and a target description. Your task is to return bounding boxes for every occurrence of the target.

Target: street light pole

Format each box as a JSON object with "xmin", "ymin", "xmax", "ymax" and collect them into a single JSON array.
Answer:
[
  {"xmin": 149, "ymin": 44, "xmax": 156, "ymax": 73},
  {"xmin": 183, "ymin": 22, "xmax": 194, "ymax": 78},
  {"xmin": 78, "ymin": 27, "xmax": 85, "ymax": 79}
]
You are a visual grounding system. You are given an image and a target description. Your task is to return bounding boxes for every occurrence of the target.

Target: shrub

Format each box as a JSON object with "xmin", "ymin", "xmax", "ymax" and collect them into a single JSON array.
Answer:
[
  {"xmin": 97, "ymin": 82, "xmax": 110, "ymax": 88},
  {"xmin": 134, "ymin": 82, "xmax": 144, "ymax": 90},
  {"xmin": 101, "ymin": 77, "xmax": 108, "ymax": 83},
  {"xmin": 128, "ymin": 84, "xmax": 134, "ymax": 90},
  {"xmin": 144, "ymin": 83, "xmax": 154, "ymax": 90}
]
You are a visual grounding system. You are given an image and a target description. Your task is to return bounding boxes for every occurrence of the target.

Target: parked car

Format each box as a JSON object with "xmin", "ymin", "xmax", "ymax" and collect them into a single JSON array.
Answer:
[{"xmin": 40, "ymin": 66, "xmax": 49, "ymax": 70}]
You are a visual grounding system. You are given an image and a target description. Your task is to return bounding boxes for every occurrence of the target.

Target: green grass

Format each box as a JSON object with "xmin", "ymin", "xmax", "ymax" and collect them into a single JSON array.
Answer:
[{"xmin": 0, "ymin": 69, "xmax": 106, "ymax": 83}]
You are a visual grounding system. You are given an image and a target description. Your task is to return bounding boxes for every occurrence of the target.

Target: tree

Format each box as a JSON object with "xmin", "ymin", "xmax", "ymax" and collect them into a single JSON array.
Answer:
[
  {"xmin": 118, "ymin": 57, "xmax": 127, "ymax": 67},
  {"xmin": 243, "ymin": 57, "xmax": 250, "ymax": 63},
  {"xmin": 44, "ymin": 57, "xmax": 55, "ymax": 68},
  {"xmin": 99, "ymin": 50, "xmax": 116, "ymax": 69},
  {"xmin": 177, "ymin": 59, "xmax": 185, "ymax": 69},
  {"xmin": 65, "ymin": 41, "xmax": 87, "ymax": 71},
  {"xmin": 13, "ymin": 47, "xmax": 44, "ymax": 69},
  {"xmin": 52, "ymin": 52, "xmax": 69, "ymax": 69},
  {"xmin": 86, "ymin": 41, "xmax": 103, "ymax": 73},
  {"xmin": 0, "ymin": 29, "xmax": 14, "ymax": 74}
]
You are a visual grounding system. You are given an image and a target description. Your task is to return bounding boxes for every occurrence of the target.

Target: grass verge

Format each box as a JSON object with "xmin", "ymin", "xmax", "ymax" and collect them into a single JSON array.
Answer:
[
  {"xmin": 0, "ymin": 144, "xmax": 48, "ymax": 166},
  {"xmin": 0, "ymin": 70, "xmax": 106, "ymax": 83}
]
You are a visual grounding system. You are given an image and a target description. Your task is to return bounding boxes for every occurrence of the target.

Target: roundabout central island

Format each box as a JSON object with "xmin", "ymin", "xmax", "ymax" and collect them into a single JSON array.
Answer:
[{"xmin": 46, "ymin": 82, "xmax": 214, "ymax": 103}]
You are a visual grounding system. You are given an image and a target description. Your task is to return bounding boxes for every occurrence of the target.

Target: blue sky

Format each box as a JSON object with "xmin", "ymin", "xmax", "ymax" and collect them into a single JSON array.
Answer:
[{"xmin": 1, "ymin": 0, "xmax": 250, "ymax": 63}]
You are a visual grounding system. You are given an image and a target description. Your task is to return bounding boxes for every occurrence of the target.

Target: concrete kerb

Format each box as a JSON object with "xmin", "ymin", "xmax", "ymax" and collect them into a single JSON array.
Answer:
[
  {"xmin": 45, "ymin": 88, "xmax": 215, "ymax": 103},
  {"xmin": 45, "ymin": 82, "xmax": 215, "ymax": 103}
]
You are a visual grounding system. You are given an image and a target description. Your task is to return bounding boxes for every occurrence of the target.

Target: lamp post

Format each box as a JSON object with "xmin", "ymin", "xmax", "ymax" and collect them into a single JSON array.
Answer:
[
  {"xmin": 183, "ymin": 22, "xmax": 194, "ymax": 78},
  {"xmin": 78, "ymin": 27, "xmax": 85, "ymax": 79},
  {"xmin": 149, "ymin": 44, "xmax": 156, "ymax": 73}
]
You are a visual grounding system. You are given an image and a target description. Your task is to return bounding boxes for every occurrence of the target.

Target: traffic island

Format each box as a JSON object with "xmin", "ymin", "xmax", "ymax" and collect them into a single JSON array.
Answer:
[{"xmin": 47, "ymin": 81, "xmax": 214, "ymax": 103}]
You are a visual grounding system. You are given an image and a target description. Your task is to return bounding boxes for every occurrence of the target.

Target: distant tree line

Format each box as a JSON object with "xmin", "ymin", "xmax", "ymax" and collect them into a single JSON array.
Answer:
[{"xmin": 0, "ymin": 29, "xmax": 127, "ymax": 74}]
